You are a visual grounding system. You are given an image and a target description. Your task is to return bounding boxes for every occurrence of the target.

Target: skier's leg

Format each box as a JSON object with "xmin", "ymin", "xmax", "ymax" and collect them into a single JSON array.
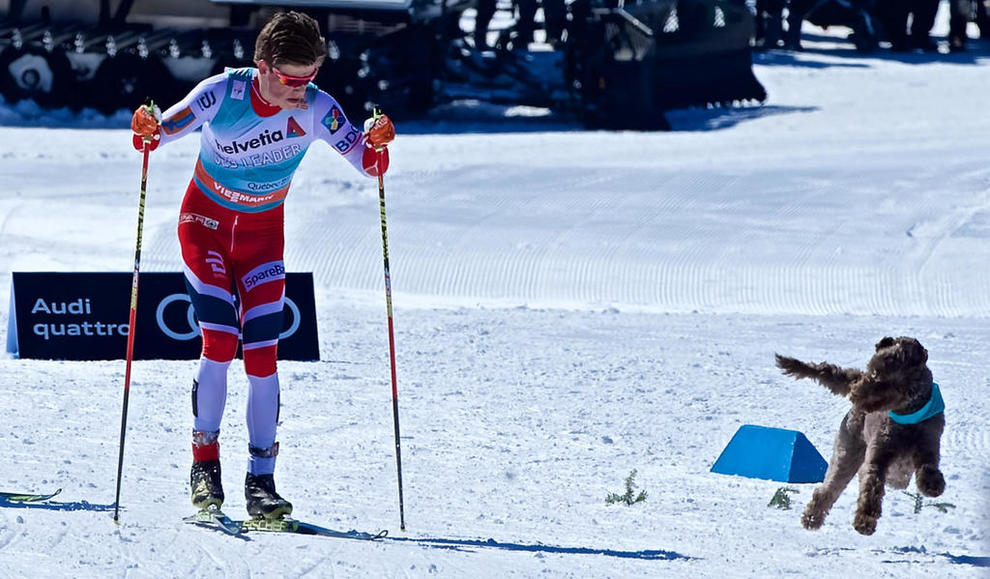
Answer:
[
  {"xmin": 179, "ymin": 184, "xmax": 239, "ymax": 509},
  {"xmin": 237, "ymin": 256, "xmax": 285, "ymax": 474},
  {"xmin": 230, "ymin": 209, "xmax": 292, "ymax": 519},
  {"xmin": 181, "ymin": 232, "xmax": 239, "ymax": 437},
  {"xmin": 246, "ymin": 373, "xmax": 280, "ymax": 475},
  {"xmin": 192, "ymin": 358, "xmax": 230, "ymax": 434},
  {"xmin": 241, "ymin": 283, "xmax": 291, "ymax": 518}
]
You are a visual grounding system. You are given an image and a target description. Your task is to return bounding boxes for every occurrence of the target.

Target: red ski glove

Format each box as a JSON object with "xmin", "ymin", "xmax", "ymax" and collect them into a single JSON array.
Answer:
[
  {"xmin": 364, "ymin": 114, "xmax": 395, "ymax": 150},
  {"xmin": 362, "ymin": 146, "xmax": 390, "ymax": 176},
  {"xmin": 131, "ymin": 104, "xmax": 161, "ymax": 151}
]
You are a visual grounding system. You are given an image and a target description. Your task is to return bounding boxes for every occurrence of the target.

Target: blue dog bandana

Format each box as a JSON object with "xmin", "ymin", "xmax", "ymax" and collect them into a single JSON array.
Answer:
[{"xmin": 889, "ymin": 382, "xmax": 944, "ymax": 425}]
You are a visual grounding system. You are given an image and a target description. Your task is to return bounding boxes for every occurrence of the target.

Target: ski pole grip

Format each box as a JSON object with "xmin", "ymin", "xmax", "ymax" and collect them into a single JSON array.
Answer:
[{"xmin": 142, "ymin": 100, "xmax": 156, "ymax": 146}]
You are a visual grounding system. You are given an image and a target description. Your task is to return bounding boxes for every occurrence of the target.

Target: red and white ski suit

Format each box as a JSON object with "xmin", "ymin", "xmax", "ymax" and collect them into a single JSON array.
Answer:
[{"xmin": 150, "ymin": 67, "xmax": 386, "ymax": 473}]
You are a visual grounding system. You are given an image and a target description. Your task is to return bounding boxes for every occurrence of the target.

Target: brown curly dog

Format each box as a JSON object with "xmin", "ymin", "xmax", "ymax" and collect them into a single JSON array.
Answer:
[{"xmin": 775, "ymin": 336, "xmax": 946, "ymax": 535}]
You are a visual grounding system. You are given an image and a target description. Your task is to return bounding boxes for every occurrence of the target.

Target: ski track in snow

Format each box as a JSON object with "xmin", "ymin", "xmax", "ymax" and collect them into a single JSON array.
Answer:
[{"xmin": 0, "ymin": 21, "xmax": 989, "ymax": 578}]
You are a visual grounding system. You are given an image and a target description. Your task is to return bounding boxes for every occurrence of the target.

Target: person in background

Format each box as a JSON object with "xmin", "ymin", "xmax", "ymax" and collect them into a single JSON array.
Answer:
[
  {"xmin": 474, "ymin": 0, "xmax": 568, "ymax": 50},
  {"xmin": 130, "ymin": 10, "xmax": 395, "ymax": 521},
  {"xmin": 948, "ymin": 0, "xmax": 975, "ymax": 52},
  {"xmin": 516, "ymin": 0, "xmax": 568, "ymax": 48},
  {"xmin": 754, "ymin": 0, "xmax": 786, "ymax": 49},
  {"xmin": 474, "ymin": 0, "xmax": 497, "ymax": 49},
  {"xmin": 876, "ymin": 0, "xmax": 941, "ymax": 51}
]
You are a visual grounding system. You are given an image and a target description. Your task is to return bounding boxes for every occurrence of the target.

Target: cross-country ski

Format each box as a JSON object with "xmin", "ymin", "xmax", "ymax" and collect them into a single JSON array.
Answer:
[
  {"xmin": 184, "ymin": 510, "xmax": 386, "ymax": 541},
  {"xmin": 182, "ymin": 507, "xmax": 243, "ymax": 536},
  {"xmin": 0, "ymin": 489, "xmax": 61, "ymax": 503}
]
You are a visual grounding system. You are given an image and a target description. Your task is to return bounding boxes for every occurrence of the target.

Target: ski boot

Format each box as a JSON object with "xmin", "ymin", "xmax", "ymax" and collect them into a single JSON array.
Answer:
[
  {"xmin": 245, "ymin": 472, "xmax": 293, "ymax": 520},
  {"xmin": 190, "ymin": 430, "xmax": 224, "ymax": 509}
]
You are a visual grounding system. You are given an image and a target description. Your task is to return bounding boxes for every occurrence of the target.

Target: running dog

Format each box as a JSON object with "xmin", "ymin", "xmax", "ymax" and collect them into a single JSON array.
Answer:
[{"xmin": 775, "ymin": 336, "xmax": 945, "ymax": 535}]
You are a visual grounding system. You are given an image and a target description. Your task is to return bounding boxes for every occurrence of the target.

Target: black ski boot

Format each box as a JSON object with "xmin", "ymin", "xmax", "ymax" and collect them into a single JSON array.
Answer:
[
  {"xmin": 245, "ymin": 472, "xmax": 293, "ymax": 520},
  {"xmin": 190, "ymin": 460, "xmax": 224, "ymax": 509},
  {"xmin": 190, "ymin": 429, "xmax": 224, "ymax": 509}
]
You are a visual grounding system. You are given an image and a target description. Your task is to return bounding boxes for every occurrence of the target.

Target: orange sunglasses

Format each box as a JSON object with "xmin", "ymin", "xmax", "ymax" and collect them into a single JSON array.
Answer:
[{"xmin": 271, "ymin": 66, "xmax": 318, "ymax": 88}]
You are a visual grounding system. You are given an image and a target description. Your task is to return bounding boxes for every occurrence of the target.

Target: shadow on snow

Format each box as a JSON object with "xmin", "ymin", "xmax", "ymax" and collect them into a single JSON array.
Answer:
[
  {"xmin": 386, "ymin": 535, "xmax": 695, "ymax": 561},
  {"xmin": 940, "ymin": 553, "xmax": 989, "ymax": 567}
]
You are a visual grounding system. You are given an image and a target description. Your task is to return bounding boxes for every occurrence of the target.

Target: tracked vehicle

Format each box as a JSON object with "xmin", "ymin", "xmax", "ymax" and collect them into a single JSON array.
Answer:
[{"xmin": 0, "ymin": 0, "xmax": 766, "ymax": 129}]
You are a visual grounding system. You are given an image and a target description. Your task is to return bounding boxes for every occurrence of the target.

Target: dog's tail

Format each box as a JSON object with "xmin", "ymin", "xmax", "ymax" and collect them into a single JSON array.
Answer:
[{"xmin": 775, "ymin": 354, "xmax": 861, "ymax": 397}]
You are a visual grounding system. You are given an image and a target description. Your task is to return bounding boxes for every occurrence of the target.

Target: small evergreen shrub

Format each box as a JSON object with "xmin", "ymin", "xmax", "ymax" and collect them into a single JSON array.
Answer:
[
  {"xmin": 902, "ymin": 491, "xmax": 956, "ymax": 514},
  {"xmin": 606, "ymin": 469, "xmax": 648, "ymax": 506},
  {"xmin": 768, "ymin": 487, "xmax": 799, "ymax": 510}
]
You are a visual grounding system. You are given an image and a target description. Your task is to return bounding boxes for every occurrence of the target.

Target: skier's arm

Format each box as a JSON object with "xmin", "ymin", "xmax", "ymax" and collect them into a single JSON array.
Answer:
[
  {"xmin": 130, "ymin": 74, "xmax": 226, "ymax": 151},
  {"xmin": 312, "ymin": 91, "xmax": 392, "ymax": 177}
]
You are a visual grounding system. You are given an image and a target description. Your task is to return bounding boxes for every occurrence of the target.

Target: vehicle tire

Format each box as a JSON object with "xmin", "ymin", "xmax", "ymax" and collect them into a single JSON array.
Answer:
[{"xmin": 0, "ymin": 45, "xmax": 75, "ymax": 108}]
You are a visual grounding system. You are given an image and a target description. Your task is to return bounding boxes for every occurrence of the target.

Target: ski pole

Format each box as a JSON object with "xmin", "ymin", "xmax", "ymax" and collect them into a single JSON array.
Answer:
[
  {"xmin": 113, "ymin": 103, "xmax": 154, "ymax": 523},
  {"xmin": 373, "ymin": 108, "xmax": 406, "ymax": 531}
]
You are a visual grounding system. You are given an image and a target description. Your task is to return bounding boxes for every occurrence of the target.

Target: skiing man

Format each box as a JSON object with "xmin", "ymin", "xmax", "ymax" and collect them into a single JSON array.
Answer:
[{"xmin": 130, "ymin": 11, "xmax": 395, "ymax": 520}]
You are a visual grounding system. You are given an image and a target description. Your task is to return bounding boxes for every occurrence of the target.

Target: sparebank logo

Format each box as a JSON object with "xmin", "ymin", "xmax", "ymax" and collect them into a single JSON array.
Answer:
[{"xmin": 242, "ymin": 261, "xmax": 285, "ymax": 291}]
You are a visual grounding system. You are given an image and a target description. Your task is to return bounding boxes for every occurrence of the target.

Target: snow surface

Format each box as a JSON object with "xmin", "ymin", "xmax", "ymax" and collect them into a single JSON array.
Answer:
[{"xmin": 0, "ymin": 17, "xmax": 988, "ymax": 579}]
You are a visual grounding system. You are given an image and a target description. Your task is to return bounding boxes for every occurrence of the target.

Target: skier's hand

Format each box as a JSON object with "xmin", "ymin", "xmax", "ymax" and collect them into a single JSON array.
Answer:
[
  {"xmin": 362, "ymin": 146, "xmax": 390, "ymax": 177},
  {"xmin": 131, "ymin": 103, "xmax": 161, "ymax": 138},
  {"xmin": 364, "ymin": 114, "xmax": 395, "ymax": 150},
  {"xmin": 131, "ymin": 103, "xmax": 162, "ymax": 151}
]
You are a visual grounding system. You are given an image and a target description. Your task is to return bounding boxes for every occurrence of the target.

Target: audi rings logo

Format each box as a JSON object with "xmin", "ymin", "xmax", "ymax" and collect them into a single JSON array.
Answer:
[{"xmin": 155, "ymin": 293, "xmax": 302, "ymax": 341}]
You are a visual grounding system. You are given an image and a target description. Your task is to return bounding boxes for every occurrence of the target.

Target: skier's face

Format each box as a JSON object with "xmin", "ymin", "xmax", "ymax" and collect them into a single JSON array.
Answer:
[{"xmin": 258, "ymin": 60, "xmax": 318, "ymax": 110}]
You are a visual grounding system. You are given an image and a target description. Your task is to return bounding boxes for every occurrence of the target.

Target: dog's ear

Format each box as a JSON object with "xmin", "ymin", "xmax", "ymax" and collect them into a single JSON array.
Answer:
[
  {"xmin": 897, "ymin": 337, "xmax": 928, "ymax": 365},
  {"xmin": 875, "ymin": 337, "xmax": 895, "ymax": 351}
]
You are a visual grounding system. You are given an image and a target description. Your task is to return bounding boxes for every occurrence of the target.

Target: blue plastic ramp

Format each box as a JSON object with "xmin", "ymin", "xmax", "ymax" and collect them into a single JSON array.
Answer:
[{"xmin": 711, "ymin": 424, "xmax": 827, "ymax": 483}]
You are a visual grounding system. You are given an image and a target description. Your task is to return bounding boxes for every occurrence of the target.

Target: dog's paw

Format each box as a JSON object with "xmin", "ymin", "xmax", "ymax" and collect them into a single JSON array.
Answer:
[
  {"xmin": 801, "ymin": 509, "xmax": 825, "ymax": 530},
  {"xmin": 853, "ymin": 512, "xmax": 878, "ymax": 536},
  {"xmin": 916, "ymin": 465, "xmax": 946, "ymax": 497}
]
